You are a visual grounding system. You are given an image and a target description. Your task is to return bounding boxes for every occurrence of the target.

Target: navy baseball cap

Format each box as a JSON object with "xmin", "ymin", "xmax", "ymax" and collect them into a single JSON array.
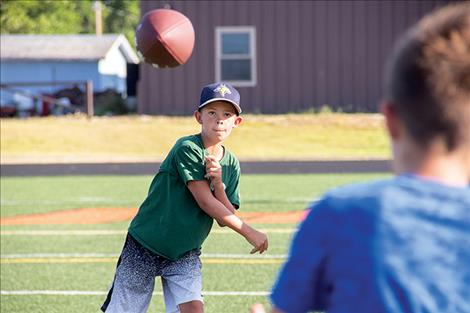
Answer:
[{"xmin": 198, "ymin": 82, "xmax": 241, "ymax": 114}]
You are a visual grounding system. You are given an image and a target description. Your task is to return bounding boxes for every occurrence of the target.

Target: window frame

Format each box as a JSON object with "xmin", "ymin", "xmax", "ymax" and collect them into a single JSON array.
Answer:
[{"xmin": 215, "ymin": 26, "xmax": 257, "ymax": 87}]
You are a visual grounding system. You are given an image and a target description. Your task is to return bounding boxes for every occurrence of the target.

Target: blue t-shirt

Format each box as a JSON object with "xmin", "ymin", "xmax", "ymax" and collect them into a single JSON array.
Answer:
[{"xmin": 271, "ymin": 175, "xmax": 470, "ymax": 313}]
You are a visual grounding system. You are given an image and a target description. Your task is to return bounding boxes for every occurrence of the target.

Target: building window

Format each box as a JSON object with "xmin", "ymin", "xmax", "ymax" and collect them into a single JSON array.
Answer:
[{"xmin": 216, "ymin": 26, "xmax": 256, "ymax": 87}]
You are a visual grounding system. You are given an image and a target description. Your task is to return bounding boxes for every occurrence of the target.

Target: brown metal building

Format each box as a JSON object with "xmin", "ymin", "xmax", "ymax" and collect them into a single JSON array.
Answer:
[{"xmin": 138, "ymin": 0, "xmax": 449, "ymax": 115}]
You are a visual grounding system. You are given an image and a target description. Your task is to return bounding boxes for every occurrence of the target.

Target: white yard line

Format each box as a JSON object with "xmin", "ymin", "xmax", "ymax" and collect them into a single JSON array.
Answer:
[
  {"xmin": 204, "ymin": 253, "xmax": 287, "ymax": 259},
  {"xmin": 0, "ymin": 229, "xmax": 127, "ymax": 236},
  {"xmin": 0, "ymin": 228, "xmax": 295, "ymax": 235},
  {"xmin": 212, "ymin": 228, "xmax": 295, "ymax": 234},
  {"xmin": 0, "ymin": 253, "xmax": 288, "ymax": 264},
  {"xmin": 1, "ymin": 253, "xmax": 120, "ymax": 258},
  {"xmin": 1, "ymin": 253, "xmax": 287, "ymax": 259},
  {"xmin": 1, "ymin": 290, "xmax": 269, "ymax": 296},
  {"xmin": 1, "ymin": 257, "xmax": 285, "ymax": 264},
  {"xmin": 0, "ymin": 230, "xmax": 127, "ymax": 235}
]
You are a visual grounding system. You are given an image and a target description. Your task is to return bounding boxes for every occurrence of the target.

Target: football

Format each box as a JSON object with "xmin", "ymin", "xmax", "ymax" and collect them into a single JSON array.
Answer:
[{"xmin": 136, "ymin": 9, "xmax": 195, "ymax": 68}]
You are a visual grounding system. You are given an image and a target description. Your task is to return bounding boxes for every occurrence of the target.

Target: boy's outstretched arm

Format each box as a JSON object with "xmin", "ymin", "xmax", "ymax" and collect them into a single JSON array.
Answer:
[{"xmin": 187, "ymin": 180, "xmax": 268, "ymax": 254}]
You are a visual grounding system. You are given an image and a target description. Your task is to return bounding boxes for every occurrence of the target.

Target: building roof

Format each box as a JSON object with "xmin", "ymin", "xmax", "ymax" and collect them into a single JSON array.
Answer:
[{"xmin": 0, "ymin": 34, "xmax": 139, "ymax": 63}]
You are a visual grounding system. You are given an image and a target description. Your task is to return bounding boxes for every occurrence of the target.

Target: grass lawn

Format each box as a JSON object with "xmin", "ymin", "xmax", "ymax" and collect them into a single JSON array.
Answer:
[
  {"xmin": 1, "ymin": 173, "xmax": 390, "ymax": 313},
  {"xmin": 0, "ymin": 114, "xmax": 390, "ymax": 163}
]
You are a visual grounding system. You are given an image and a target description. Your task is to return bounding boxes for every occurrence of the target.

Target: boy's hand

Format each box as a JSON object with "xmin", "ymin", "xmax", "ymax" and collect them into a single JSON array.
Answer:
[
  {"xmin": 204, "ymin": 155, "xmax": 223, "ymax": 186},
  {"xmin": 250, "ymin": 303, "xmax": 266, "ymax": 313},
  {"xmin": 246, "ymin": 227, "xmax": 268, "ymax": 254}
]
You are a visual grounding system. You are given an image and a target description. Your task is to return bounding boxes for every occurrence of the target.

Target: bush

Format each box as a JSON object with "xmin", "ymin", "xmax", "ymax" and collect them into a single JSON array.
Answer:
[{"xmin": 93, "ymin": 89, "xmax": 131, "ymax": 116}]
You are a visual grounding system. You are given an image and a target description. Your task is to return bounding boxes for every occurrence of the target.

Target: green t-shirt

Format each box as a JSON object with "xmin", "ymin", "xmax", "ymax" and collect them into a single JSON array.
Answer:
[{"xmin": 128, "ymin": 134, "xmax": 241, "ymax": 261}]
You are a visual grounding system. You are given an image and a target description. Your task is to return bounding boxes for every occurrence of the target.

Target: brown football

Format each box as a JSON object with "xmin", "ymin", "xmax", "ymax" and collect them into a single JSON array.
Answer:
[{"xmin": 136, "ymin": 9, "xmax": 195, "ymax": 68}]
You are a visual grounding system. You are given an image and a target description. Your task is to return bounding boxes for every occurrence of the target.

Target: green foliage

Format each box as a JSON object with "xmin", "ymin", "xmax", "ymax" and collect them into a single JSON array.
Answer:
[
  {"xmin": 102, "ymin": 0, "xmax": 140, "ymax": 47},
  {"xmin": 318, "ymin": 104, "xmax": 334, "ymax": 114},
  {"xmin": 0, "ymin": 0, "xmax": 139, "ymax": 45},
  {"xmin": 0, "ymin": 0, "xmax": 94, "ymax": 34},
  {"xmin": 94, "ymin": 90, "xmax": 131, "ymax": 115}
]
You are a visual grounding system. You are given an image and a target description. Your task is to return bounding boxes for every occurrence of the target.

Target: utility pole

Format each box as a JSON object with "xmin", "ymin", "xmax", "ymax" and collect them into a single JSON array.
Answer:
[
  {"xmin": 86, "ymin": 80, "xmax": 94, "ymax": 118},
  {"xmin": 93, "ymin": 1, "xmax": 102, "ymax": 36}
]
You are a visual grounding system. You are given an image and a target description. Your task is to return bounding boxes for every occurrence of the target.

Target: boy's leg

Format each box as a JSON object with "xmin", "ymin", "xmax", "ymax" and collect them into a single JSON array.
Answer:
[
  {"xmin": 161, "ymin": 250, "xmax": 204, "ymax": 313},
  {"xmin": 101, "ymin": 234, "xmax": 159, "ymax": 313},
  {"xmin": 178, "ymin": 300, "xmax": 204, "ymax": 313}
]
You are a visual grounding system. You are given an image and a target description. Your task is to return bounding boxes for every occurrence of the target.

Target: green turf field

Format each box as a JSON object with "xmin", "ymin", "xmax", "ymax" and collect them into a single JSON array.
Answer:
[{"xmin": 1, "ymin": 173, "xmax": 389, "ymax": 312}]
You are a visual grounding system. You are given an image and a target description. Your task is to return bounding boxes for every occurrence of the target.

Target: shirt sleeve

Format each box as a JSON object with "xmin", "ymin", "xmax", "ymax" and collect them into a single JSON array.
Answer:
[
  {"xmin": 270, "ymin": 198, "xmax": 333, "ymax": 313},
  {"xmin": 224, "ymin": 159, "xmax": 241, "ymax": 208},
  {"xmin": 173, "ymin": 143, "xmax": 206, "ymax": 184}
]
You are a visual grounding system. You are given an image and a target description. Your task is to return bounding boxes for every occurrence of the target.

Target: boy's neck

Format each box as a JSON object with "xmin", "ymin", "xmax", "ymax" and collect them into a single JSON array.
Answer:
[
  {"xmin": 393, "ymin": 140, "xmax": 470, "ymax": 187},
  {"xmin": 199, "ymin": 133, "xmax": 224, "ymax": 158}
]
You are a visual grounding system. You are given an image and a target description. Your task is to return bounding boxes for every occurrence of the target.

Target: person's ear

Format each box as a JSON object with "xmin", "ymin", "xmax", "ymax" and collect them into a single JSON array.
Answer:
[
  {"xmin": 233, "ymin": 115, "xmax": 243, "ymax": 127},
  {"xmin": 380, "ymin": 101, "xmax": 400, "ymax": 140},
  {"xmin": 194, "ymin": 110, "xmax": 202, "ymax": 124}
]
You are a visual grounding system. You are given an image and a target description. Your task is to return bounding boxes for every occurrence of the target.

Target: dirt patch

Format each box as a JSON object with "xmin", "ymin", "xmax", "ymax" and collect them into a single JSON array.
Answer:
[
  {"xmin": 1, "ymin": 207, "xmax": 306, "ymax": 225},
  {"xmin": 1, "ymin": 207, "xmax": 136, "ymax": 225}
]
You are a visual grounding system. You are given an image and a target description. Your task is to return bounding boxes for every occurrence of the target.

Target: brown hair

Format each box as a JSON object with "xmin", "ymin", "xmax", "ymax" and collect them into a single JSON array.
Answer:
[{"xmin": 385, "ymin": 2, "xmax": 470, "ymax": 151}]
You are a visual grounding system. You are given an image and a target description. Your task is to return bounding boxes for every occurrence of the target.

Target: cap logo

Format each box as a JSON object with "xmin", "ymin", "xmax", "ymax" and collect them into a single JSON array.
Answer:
[{"xmin": 214, "ymin": 84, "xmax": 231, "ymax": 97}]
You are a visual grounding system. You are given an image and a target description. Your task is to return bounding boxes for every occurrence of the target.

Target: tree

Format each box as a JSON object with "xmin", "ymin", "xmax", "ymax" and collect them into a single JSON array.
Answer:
[
  {"xmin": 0, "ymin": 0, "xmax": 139, "ymax": 47},
  {"xmin": 102, "ymin": 0, "xmax": 140, "ymax": 47},
  {"xmin": 0, "ymin": 0, "xmax": 94, "ymax": 34}
]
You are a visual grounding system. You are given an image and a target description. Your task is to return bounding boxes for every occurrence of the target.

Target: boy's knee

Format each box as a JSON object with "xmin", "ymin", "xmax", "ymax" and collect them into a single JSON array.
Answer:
[{"xmin": 178, "ymin": 300, "xmax": 204, "ymax": 313}]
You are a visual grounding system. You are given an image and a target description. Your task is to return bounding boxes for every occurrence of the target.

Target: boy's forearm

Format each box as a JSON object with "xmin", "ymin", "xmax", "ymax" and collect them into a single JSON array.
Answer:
[
  {"xmin": 220, "ymin": 211, "xmax": 257, "ymax": 238},
  {"xmin": 212, "ymin": 182, "xmax": 236, "ymax": 215},
  {"xmin": 200, "ymin": 195, "xmax": 253, "ymax": 237},
  {"xmin": 187, "ymin": 180, "xmax": 264, "ymax": 248}
]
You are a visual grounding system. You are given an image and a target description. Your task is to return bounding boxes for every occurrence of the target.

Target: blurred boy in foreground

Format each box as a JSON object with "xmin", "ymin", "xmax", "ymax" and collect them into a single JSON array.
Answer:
[{"xmin": 254, "ymin": 3, "xmax": 470, "ymax": 313}]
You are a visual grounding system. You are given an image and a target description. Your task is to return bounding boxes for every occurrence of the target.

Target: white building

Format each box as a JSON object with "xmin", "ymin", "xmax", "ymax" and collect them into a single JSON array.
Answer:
[{"xmin": 0, "ymin": 34, "xmax": 139, "ymax": 108}]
